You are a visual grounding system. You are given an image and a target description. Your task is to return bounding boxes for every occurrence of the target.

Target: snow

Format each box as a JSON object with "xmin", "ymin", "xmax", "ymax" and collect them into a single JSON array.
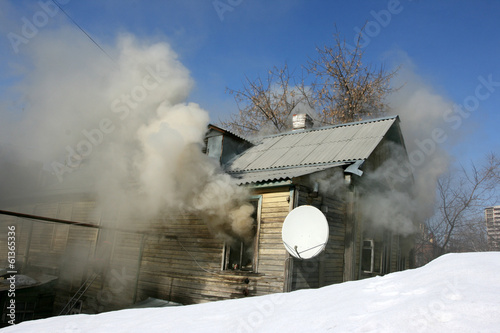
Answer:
[
  {"xmin": 0, "ymin": 275, "xmax": 37, "ymax": 288},
  {"xmin": 4, "ymin": 252, "xmax": 500, "ymax": 333}
]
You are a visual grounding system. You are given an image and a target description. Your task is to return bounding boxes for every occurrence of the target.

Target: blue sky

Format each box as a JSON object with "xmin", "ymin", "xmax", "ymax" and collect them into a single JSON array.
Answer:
[{"xmin": 1, "ymin": 0, "xmax": 499, "ymax": 167}]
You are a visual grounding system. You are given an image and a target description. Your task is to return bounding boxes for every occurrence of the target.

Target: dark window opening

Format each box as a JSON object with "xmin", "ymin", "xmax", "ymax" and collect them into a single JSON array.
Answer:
[
  {"xmin": 225, "ymin": 240, "xmax": 254, "ymax": 271},
  {"xmin": 361, "ymin": 239, "xmax": 374, "ymax": 273},
  {"xmin": 380, "ymin": 245, "xmax": 390, "ymax": 275},
  {"xmin": 223, "ymin": 199, "xmax": 260, "ymax": 272}
]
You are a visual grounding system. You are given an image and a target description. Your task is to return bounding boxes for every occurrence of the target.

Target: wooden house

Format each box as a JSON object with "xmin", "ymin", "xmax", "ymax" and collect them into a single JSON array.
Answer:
[{"xmin": 0, "ymin": 115, "xmax": 416, "ymax": 318}]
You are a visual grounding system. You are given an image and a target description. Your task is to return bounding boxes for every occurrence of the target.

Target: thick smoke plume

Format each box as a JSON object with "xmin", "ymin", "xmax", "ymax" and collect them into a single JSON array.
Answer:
[
  {"xmin": 359, "ymin": 58, "xmax": 453, "ymax": 236},
  {"xmin": 307, "ymin": 58, "xmax": 453, "ymax": 237},
  {"xmin": 0, "ymin": 27, "xmax": 254, "ymax": 242}
]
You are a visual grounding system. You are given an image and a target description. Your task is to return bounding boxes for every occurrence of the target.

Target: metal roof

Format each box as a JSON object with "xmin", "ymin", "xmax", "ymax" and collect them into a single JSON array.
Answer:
[
  {"xmin": 207, "ymin": 124, "xmax": 252, "ymax": 144},
  {"xmin": 226, "ymin": 116, "xmax": 398, "ymax": 184},
  {"xmin": 230, "ymin": 162, "xmax": 349, "ymax": 185}
]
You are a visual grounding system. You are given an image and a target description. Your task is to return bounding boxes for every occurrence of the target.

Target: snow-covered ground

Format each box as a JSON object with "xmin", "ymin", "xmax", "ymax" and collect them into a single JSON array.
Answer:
[{"xmin": 3, "ymin": 252, "xmax": 500, "ymax": 333}]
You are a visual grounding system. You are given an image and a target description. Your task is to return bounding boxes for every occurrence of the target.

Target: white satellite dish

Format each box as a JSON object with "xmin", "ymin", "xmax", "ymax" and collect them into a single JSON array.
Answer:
[{"xmin": 282, "ymin": 205, "xmax": 329, "ymax": 260}]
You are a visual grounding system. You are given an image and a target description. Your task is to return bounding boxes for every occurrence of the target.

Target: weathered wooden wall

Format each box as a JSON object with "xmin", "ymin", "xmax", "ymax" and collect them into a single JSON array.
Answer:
[
  {"xmin": 252, "ymin": 186, "xmax": 291, "ymax": 293},
  {"xmin": 289, "ymin": 180, "xmax": 347, "ymax": 291},
  {"xmin": 0, "ymin": 186, "xmax": 295, "ymax": 313},
  {"xmin": 134, "ymin": 185, "xmax": 292, "ymax": 305},
  {"xmin": 135, "ymin": 213, "xmax": 247, "ymax": 305},
  {"xmin": 0, "ymin": 156, "xmax": 416, "ymax": 314}
]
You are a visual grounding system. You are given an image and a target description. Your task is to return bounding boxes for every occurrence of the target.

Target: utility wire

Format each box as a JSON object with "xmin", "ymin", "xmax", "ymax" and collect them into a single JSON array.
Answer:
[
  {"xmin": 51, "ymin": 0, "xmax": 116, "ymax": 64},
  {"xmin": 174, "ymin": 237, "xmax": 222, "ymax": 276}
]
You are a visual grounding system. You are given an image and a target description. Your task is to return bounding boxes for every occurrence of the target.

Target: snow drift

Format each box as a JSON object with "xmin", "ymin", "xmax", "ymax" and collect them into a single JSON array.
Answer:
[{"xmin": 3, "ymin": 252, "xmax": 500, "ymax": 332}]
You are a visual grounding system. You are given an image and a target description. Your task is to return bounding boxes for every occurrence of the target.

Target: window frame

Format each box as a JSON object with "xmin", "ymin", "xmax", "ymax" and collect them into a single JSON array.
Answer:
[
  {"xmin": 361, "ymin": 239, "xmax": 375, "ymax": 274},
  {"xmin": 221, "ymin": 195, "xmax": 262, "ymax": 273}
]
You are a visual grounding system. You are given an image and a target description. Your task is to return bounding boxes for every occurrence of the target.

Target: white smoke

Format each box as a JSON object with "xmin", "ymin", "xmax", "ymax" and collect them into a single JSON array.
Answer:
[
  {"xmin": 305, "ymin": 56, "xmax": 454, "ymax": 237},
  {"xmin": 0, "ymin": 26, "xmax": 254, "ymax": 242},
  {"xmin": 387, "ymin": 58, "xmax": 452, "ymax": 220},
  {"xmin": 357, "ymin": 56, "xmax": 453, "ymax": 236}
]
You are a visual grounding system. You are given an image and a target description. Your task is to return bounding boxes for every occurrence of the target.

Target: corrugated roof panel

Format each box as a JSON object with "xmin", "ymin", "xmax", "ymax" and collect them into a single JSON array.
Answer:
[
  {"xmin": 355, "ymin": 119, "xmax": 394, "ymax": 138},
  {"xmin": 226, "ymin": 116, "xmax": 399, "ymax": 178},
  {"xmin": 269, "ymin": 132, "xmax": 308, "ymax": 149},
  {"xmin": 245, "ymin": 147, "xmax": 290, "ymax": 170},
  {"xmin": 323, "ymin": 124, "xmax": 361, "ymax": 143},
  {"xmin": 228, "ymin": 149, "xmax": 263, "ymax": 171},
  {"xmin": 251, "ymin": 137, "xmax": 279, "ymax": 151},
  {"xmin": 357, "ymin": 136, "xmax": 384, "ymax": 157},
  {"xmin": 300, "ymin": 140, "xmax": 350, "ymax": 164},
  {"xmin": 335, "ymin": 138, "xmax": 380, "ymax": 160},
  {"xmin": 271, "ymin": 145, "xmax": 318, "ymax": 168},
  {"xmin": 292, "ymin": 129, "xmax": 332, "ymax": 146}
]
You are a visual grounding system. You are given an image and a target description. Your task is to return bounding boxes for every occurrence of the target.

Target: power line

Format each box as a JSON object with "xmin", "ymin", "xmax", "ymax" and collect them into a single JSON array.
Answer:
[
  {"xmin": 0, "ymin": 208, "xmax": 101, "ymax": 228},
  {"xmin": 51, "ymin": 0, "xmax": 116, "ymax": 64}
]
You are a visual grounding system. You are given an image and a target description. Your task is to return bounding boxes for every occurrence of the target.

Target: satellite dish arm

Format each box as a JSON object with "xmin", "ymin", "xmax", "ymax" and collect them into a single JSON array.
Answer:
[{"xmin": 294, "ymin": 245, "xmax": 303, "ymax": 260}]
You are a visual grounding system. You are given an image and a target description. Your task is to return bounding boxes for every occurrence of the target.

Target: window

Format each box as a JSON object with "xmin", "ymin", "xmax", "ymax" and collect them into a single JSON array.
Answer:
[
  {"xmin": 380, "ymin": 244, "xmax": 390, "ymax": 275},
  {"xmin": 361, "ymin": 239, "xmax": 374, "ymax": 273},
  {"xmin": 222, "ymin": 197, "xmax": 260, "ymax": 272},
  {"xmin": 224, "ymin": 240, "xmax": 254, "ymax": 271}
]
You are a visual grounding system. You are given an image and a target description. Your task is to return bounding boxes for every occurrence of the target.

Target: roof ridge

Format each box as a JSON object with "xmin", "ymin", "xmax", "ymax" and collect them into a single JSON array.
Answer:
[{"xmin": 261, "ymin": 115, "xmax": 399, "ymax": 139}]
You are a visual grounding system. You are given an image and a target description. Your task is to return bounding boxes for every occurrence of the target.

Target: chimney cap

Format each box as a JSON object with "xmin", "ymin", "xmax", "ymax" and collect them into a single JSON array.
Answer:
[{"xmin": 292, "ymin": 113, "xmax": 314, "ymax": 130}]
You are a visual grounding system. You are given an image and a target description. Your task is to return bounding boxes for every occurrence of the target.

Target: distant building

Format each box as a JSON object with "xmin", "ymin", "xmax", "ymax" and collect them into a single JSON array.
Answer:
[{"xmin": 485, "ymin": 206, "xmax": 500, "ymax": 250}]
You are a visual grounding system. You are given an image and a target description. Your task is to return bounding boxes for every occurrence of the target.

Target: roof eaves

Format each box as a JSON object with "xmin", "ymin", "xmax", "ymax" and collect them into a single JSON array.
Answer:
[
  {"xmin": 207, "ymin": 124, "xmax": 253, "ymax": 145},
  {"xmin": 228, "ymin": 161, "xmax": 353, "ymax": 185},
  {"xmin": 228, "ymin": 160, "xmax": 356, "ymax": 173}
]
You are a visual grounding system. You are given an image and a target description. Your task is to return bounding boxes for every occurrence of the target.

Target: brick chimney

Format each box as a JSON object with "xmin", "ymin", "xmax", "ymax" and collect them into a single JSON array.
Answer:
[{"xmin": 292, "ymin": 114, "xmax": 314, "ymax": 130}]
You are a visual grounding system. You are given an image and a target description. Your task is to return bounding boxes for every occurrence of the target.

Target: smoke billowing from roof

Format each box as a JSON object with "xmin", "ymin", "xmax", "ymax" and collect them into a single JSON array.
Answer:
[
  {"xmin": 0, "ymin": 27, "xmax": 254, "ymax": 242},
  {"xmin": 388, "ymin": 60, "xmax": 452, "ymax": 218},
  {"xmin": 359, "ymin": 58, "xmax": 453, "ymax": 236},
  {"xmin": 307, "ymin": 58, "xmax": 453, "ymax": 237}
]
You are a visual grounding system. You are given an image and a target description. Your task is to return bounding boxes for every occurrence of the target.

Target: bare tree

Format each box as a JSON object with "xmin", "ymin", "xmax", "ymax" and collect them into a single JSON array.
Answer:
[
  {"xmin": 308, "ymin": 27, "xmax": 398, "ymax": 125},
  {"xmin": 222, "ymin": 27, "xmax": 398, "ymax": 136},
  {"xmin": 427, "ymin": 153, "xmax": 500, "ymax": 256},
  {"xmin": 446, "ymin": 217, "xmax": 488, "ymax": 253},
  {"xmin": 221, "ymin": 63, "xmax": 312, "ymax": 137}
]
